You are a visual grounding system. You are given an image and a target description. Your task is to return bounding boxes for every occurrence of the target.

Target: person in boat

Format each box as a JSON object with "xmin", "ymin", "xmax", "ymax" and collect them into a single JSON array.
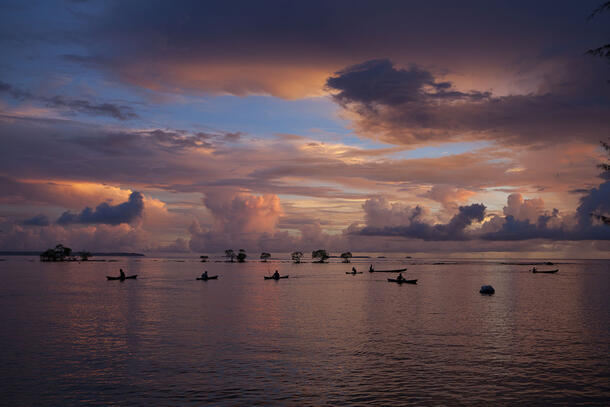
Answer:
[
  {"xmin": 119, "ymin": 268, "xmax": 126, "ymax": 280},
  {"xmin": 352, "ymin": 266, "xmax": 357, "ymax": 273},
  {"xmin": 396, "ymin": 272, "xmax": 405, "ymax": 282},
  {"xmin": 369, "ymin": 264, "xmax": 374, "ymax": 272},
  {"xmin": 201, "ymin": 271, "xmax": 208, "ymax": 279},
  {"xmin": 272, "ymin": 270, "xmax": 280, "ymax": 279},
  {"xmin": 532, "ymin": 266, "xmax": 537, "ymax": 273}
]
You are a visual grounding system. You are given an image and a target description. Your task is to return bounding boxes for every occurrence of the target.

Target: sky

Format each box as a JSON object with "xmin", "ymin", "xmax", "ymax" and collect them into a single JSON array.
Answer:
[{"xmin": 0, "ymin": 0, "xmax": 609, "ymax": 257}]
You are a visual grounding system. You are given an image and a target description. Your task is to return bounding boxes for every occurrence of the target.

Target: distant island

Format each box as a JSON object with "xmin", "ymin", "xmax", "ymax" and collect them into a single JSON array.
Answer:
[{"xmin": 0, "ymin": 251, "xmax": 145, "ymax": 257}]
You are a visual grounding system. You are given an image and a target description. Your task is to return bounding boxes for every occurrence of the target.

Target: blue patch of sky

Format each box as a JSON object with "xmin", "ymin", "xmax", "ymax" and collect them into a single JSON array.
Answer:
[
  {"xmin": 390, "ymin": 141, "xmax": 492, "ymax": 160},
  {"xmin": 144, "ymin": 94, "xmax": 351, "ymax": 138}
]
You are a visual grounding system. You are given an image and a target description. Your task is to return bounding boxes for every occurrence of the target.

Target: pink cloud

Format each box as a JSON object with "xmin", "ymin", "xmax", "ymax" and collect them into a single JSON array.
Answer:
[{"xmin": 503, "ymin": 193, "xmax": 546, "ymax": 222}]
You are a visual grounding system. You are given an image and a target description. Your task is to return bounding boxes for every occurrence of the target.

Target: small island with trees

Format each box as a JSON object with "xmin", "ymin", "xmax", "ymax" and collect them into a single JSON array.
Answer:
[
  {"xmin": 40, "ymin": 244, "xmax": 90, "ymax": 262},
  {"xmin": 312, "ymin": 249, "xmax": 329, "ymax": 263},
  {"xmin": 36, "ymin": 243, "xmax": 143, "ymax": 261},
  {"xmin": 291, "ymin": 251, "xmax": 303, "ymax": 263},
  {"xmin": 225, "ymin": 249, "xmax": 247, "ymax": 262}
]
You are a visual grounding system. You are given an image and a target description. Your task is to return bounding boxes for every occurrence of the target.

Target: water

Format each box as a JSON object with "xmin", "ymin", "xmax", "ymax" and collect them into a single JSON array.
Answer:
[{"xmin": 1, "ymin": 255, "xmax": 609, "ymax": 405}]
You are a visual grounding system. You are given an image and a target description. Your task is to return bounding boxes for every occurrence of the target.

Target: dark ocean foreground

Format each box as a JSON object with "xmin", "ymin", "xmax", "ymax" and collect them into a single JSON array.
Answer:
[{"xmin": 1, "ymin": 256, "xmax": 608, "ymax": 405}]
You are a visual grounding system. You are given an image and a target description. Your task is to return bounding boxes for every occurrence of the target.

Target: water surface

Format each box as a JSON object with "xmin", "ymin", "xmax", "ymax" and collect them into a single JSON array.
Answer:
[{"xmin": 1, "ymin": 256, "xmax": 609, "ymax": 405}]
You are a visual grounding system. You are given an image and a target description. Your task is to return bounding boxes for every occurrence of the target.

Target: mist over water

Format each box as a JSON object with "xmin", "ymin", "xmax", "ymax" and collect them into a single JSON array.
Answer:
[{"xmin": 1, "ymin": 255, "xmax": 609, "ymax": 405}]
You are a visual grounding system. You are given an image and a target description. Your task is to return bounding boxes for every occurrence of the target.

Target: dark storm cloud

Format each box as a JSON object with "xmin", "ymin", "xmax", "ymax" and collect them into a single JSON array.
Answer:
[
  {"xmin": 326, "ymin": 59, "xmax": 490, "ymax": 107},
  {"xmin": 0, "ymin": 81, "xmax": 138, "ymax": 120},
  {"xmin": 20, "ymin": 214, "xmax": 50, "ymax": 226},
  {"xmin": 57, "ymin": 191, "xmax": 144, "ymax": 225},
  {"xmin": 18, "ymin": 0, "xmax": 600, "ymax": 99},
  {"xmin": 325, "ymin": 59, "xmax": 610, "ymax": 146}
]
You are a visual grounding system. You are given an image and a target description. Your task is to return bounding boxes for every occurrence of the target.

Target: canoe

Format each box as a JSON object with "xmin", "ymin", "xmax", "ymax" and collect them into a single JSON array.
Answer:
[
  {"xmin": 106, "ymin": 275, "xmax": 137, "ymax": 280},
  {"xmin": 345, "ymin": 271, "xmax": 363, "ymax": 275},
  {"xmin": 196, "ymin": 275, "xmax": 218, "ymax": 280},
  {"xmin": 387, "ymin": 278, "xmax": 417, "ymax": 284},
  {"xmin": 370, "ymin": 268, "xmax": 407, "ymax": 273},
  {"xmin": 264, "ymin": 275, "xmax": 289, "ymax": 280},
  {"xmin": 532, "ymin": 269, "xmax": 558, "ymax": 274}
]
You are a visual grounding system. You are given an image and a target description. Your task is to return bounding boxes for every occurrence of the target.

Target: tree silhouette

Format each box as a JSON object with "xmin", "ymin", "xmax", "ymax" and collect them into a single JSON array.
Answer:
[
  {"xmin": 592, "ymin": 140, "xmax": 610, "ymax": 225},
  {"xmin": 312, "ymin": 249, "xmax": 329, "ymax": 263},
  {"xmin": 225, "ymin": 249, "xmax": 236, "ymax": 262},
  {"xmin": 291, "ymin": 251, "xmax": 303, "ymax": 263},
  {"xmin": 260, "ymin": 252, "xmax": 271, "ymax": 262},
  {"xmin": 40, "ymin": 244, "xmax": 74, "ymax": 261},
  {"xmin": 80, "ymin": 251, "xmax": 91, "ymax": 261},
  {"xmin": 340, "ymin": 251, "xmax": 353, "ymax": 263},
  {"xmin": 237, "ymin": 249, "xmax": 247, "ymax": 262},
  {"xmin": 587, "ymin": 1, "xmax": 610, "ymax": 81}
]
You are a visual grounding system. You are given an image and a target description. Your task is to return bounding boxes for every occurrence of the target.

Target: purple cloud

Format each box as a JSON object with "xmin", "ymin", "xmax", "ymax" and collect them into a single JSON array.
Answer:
[{"xmin": 57, "ymin": 192, "xmax": 144, "ymax": 225}]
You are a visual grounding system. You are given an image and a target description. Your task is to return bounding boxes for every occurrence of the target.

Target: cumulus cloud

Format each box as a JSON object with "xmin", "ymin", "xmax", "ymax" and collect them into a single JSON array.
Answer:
[
  {"xmin": 483, "ymin": 182, "xmax": 610, "ymax": 241},
  {"xmin": 503, "ymin": 193, "xmax": 546, "ymax": 222},
  {"xmin": 422, "ymin": 184, "xmax": 476, "ymax": 213},
  {"xmin": 188, "ymin": 191, "xmax": 285, "ymax": 251},
  {"xmin": 358, "ymin": 199, "xmax": 486, "ymax": 241},
  {"xmin": 0, "ymin": 222, "xmax": 148, "ymax": 252},
  {"xmin": 362, "ymin": 196, "xmax": 428, "ymax": 228},
  {"xmin": 356, "ymin": 183, "xmax": 610, "ymax": 242},
  {"xmin": 57, "ymin": 191, "xmax": 144, "ymax": 225}
]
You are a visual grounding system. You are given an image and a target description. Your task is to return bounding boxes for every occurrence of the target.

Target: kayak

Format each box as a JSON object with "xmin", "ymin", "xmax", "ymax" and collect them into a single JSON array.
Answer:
[
  {"xmin": 106, "ymin": 275, "xmax": 137, "ymax": 280},
  {"xmin": 532, "ymin": 269, "xmax": 558, "ymax": 274},
  {"xmin": 370, "ymin": 268, "xmax": 407, "ymax": 273},
  {"xmin": 345, "ymin": 271, "xmax": 363, "ymax": 275},
  {"xmin": 196, "ymin": 275, "xmax": 218, "ymax": 280},
  {"xmin": 387, "ymin": 278, "xmax": 417, "ymax": 284},
  {"xmin": 264, "ymin": 275, "xmax": 289, "ymax": 280}
]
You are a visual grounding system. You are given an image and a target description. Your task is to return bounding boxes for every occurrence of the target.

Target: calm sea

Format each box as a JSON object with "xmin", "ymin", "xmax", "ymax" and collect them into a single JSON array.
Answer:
[{"xmin": 1, "ymin": 255, "xmax": 609, "ymax": 405}]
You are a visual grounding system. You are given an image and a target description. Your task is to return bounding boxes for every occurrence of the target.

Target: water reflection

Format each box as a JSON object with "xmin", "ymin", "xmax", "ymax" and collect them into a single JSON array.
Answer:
[{"xmin": 0, "ymin": 256, "xmax": 608, "ymax": 405}]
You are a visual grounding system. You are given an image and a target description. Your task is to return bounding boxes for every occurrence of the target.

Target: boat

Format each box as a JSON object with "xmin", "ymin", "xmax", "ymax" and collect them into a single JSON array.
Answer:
[
  {"xmin": 106, "ymin": 275, "xmax": 137, "ymax": 280},
  {"xmin": 196, "ymin": 275, "xmax": 218, "ymax": 280},
  {"xmin": 345, "ymin": 271, "xmax": 363, "ymax": 275},
  {"xmin": 532, "ymin": 269, "xmax": 558, "ymax": 274},
  {"xmin": 480, "ymin": 285, "xmax": 495, "ymax": 294},
  {"xmin": 264, "ymin": 275, "xmax": 289, "ymax": 280},
  {"xmin": 369, "ymin": 267, "xmax": 407, "ymax": 273},
  {"xmin": 387, "ymin": 278, "xmax": 417, "ymax": 284}
]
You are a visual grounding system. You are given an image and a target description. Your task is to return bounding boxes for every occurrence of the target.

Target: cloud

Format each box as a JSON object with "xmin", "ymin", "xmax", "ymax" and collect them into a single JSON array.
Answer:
[
  {"xmin": 422, "ymin": 184, "xmax": 476, "ymax": 213},
  {"xmin": 575, "ymin": 180, "xmax": 610, "ymax": 229},
  {"xmin": 0, "ymin": 221, "xmax": 148, "ymax": 252},
  {"xmin": 326, "ymin": 59, "xmax": 610, "ymax": 147},
  {"xmin": 362, "ymin": 196, "xmax": 428, "ymax": 228},
  {"xmin": 203, "ymin": 191, "xmax": 283, "ymax": 235},
  {"xmin": 32, "ymin": 0, "xmax": 602, "ymax": 100},
  {"xmin": 0, "ymin": 81, "xmax": 138, "ymax": 120},
  {"xmin": 356, "ymin": 182, "xmax": 610, "ymax": 242},
  {"xmin": 189, "ymin": 191, "xmax": 285, "ymax": 251},
  {"xmin": 503, "ymin": 193, "xmax": 546, "ymax": 222},
  {"xmin": 327, "ymin": 59, "xmax": 489, "ymax": 107},
  {"xmin": 57, "ymin": 191, "xmax": 144, "ymax": 225},
  {"xmin": 152, "ymin": 237, "xmax": 190, "ymax": 253},
  {"xmin": 19, "ymin": 214, "xmax": 50, "ymax": 226},
  {"xmin": 358, "ymin": 200, "xmax": 486, "ymax": 241}
]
